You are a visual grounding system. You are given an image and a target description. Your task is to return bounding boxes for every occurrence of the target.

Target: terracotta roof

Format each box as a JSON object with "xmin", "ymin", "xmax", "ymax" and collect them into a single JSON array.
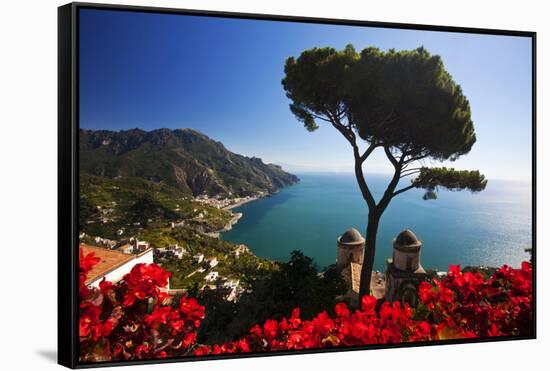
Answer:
[{"xmin": 81, "ymin": 244, "xmax": 134, "ymax": 285}]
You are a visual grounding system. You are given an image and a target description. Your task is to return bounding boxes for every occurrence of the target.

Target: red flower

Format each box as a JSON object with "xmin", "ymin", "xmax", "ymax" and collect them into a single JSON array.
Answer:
[
  {"xmin": 144, "ymin": 306, "xmax": 172, "ymax": 328},
  {"xmin": 211, "ymin": 344, "xmax": 223, "ymax": 355},
  {"xmin": 179, "ymin": 296, "xmax": 205, "ymax": 321},
  {"xmin": 99, "ymin": 278, "xmax": 113, "ymax": 292},
  {"xmin": 361, "ymin": 295, "xmax": 378, "ymax": 314},
  {"xmin": 286, "ymin": 330, "xmax": 306, "ymax": 349},
  {"xmin": 123, "ymin": 263, "xmax": 171, "ymax": 288},
  {"xmin": 249, "ymin": 324, "xmax": 262, "ymax": 338},
  {"xmin": 181, "ymin": 332, "xmax": 197, "ymax": 348},
  {"xmin": 80, "ymin": 248, "xmax": 100, "ymax": 275},
  {"xmin": 335, "ymin": 302, "xmax": 350, "ymax": 319},
  {"xmin": 448, "ymin": 264, "xmax": 461, "ymax": 276},
  {"xmin": 193, "ymin": 345, "xmax": 210, "ymax": 356},
  {"xmin": 235, "ymin": 338, "xmax": 251, "ymax": 352},
  {"xmin": 418, "ymin": 281, "xmax": 435, "ymax": 303},
  {"xmin": 289, "ymin": 308, "xmax": 301, "ymax": 328},
  {"xmin": 78, "ymin": 247, "xmax": 532, "ymax": 362},
  {"xmin": 263, "ymin": 319, "xmax": 279, "ymax": 341},
  {"xmin": 134, "ymin": 343, "xmax": 150, "ymax": 359}
]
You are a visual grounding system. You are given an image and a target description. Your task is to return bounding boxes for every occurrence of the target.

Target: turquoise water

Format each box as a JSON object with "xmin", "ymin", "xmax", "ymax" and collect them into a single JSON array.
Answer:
[{"xmin": 221, "ymin": 174, "xmax": 532, "ymax": 271}]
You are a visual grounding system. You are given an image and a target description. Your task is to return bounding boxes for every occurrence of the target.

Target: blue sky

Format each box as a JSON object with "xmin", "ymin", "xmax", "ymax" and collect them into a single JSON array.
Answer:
[{"xmin": 80, "ymin": 9, "xmax": 533, "ymax": 181}]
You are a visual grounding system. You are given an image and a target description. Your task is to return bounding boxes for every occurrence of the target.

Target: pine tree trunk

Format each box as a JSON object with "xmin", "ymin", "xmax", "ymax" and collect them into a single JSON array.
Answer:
[{"xmin": 359, "ymin": 210, "xmax": 381, "ymax": 298}]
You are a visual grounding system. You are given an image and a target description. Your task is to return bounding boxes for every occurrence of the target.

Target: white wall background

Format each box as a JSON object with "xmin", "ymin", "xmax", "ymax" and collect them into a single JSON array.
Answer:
[{"xmin": 0, "ymin": 0, "xmax": 547, "ymax": 369}]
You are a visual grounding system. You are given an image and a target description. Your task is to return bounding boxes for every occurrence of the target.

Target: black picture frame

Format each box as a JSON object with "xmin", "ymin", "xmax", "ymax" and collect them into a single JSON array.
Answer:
[{"xmin": 58, "ymin": 2, "xmax": 537, "ymax": 368}]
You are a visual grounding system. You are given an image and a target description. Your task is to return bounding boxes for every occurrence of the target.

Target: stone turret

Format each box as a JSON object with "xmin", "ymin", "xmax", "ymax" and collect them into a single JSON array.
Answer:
[
  {"xmin": 336, "ymin": 228, "xmax": 366, "ymax": 307},
  {"xmin": 392, "ymin": 229, "xmax": 422, "ymax": 271},
  {"xmin": 385, "ymin": 229, "xmax": 427, "ymax": 306},
  {"xmin": 336, "ymin": 228, "xmax": 365, "ymax": 271}
]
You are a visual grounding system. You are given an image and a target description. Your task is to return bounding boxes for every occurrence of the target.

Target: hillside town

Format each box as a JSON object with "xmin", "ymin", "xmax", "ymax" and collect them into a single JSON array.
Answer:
[
  {"xmin": 79, "ymin": 222, "xmax": 254, "ymax": 303},
  {"xmin": 194, "ymin": 192, "xmax": 267, "ymax": 210}
]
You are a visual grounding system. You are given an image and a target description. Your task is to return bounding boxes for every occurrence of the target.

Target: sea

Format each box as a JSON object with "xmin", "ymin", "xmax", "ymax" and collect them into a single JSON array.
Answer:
[{"xmin": 221, "ymin": 173, "xmax": 532, "ymax": 271}]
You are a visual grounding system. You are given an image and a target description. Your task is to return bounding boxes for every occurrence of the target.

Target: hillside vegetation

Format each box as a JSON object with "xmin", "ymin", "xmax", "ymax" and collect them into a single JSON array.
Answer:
[
  {"xmin": 79, "ymin": 174, "xmax": 232, "ymax": 239},
  {"xmin": 80, "ymin": 128, "xmax": 299, "ymax": 197}
]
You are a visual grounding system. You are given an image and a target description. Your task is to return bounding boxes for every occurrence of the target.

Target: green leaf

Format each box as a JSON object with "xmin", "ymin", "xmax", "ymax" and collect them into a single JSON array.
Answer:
[{"xmin": 412, "ymin": 167, "xmax": 488, "ymax": 199}]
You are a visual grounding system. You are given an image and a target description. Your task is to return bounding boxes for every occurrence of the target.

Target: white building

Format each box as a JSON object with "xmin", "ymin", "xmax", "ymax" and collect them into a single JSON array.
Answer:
[
  {"xmin": 119, "ymin": 244, "xmax": 135, "ymax": 254},
  {"xmin": 170, "ymin": 221, "xmax": 185, "ymax": 228},
  {"xmin": 206, "ymin": 257, "xmax": 219, "ymax": 268},
  {"xmin": 135, "ymin": 240, "xmax": 150, "ymax": 251},
  {"xmin": 223, "ymin": 279, "xmax": 238, "ymax": 288},
  {"xmin": 193, "ymin": 253, "xmax": 205, "ymax": 264},
  {"xmin": 222, "ymin": 280, "xmax": 241, "ymax": 302},
  {"xmin": 204, "ymin": 271, "xmax": 219, "ymax": 282},
  {"xmin": 94, "ymin": 236, "xmax": 117, "ymax": 249},
  {"xmin": 81, "ymin": 244, "xmax": 155, "ymax": 288},
  {"xmin": 234, "ymin": 244, "xmax": 249, "ymax": 258},
  {"xmin": 157, "ymin": 244, "xmax": 187, "ymax": 260},
  {"xmin": 174, "ymin": 249, "xmax": 185, "ymax": 259}
]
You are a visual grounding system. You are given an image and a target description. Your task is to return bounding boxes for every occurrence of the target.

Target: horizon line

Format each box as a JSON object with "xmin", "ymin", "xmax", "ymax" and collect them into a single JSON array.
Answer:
[
  {"xmin": 287, "ymin": 169, "xmax": 532, "ymax": 183},
  {"xmin": 79, "ymin": 125, "xmax": 532, "ymax": 184}
]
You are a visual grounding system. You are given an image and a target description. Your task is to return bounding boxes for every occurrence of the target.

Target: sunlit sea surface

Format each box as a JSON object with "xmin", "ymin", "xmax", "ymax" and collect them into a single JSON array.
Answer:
[{"xmin": 221, "ymin": 173, "xmax": 532, "ymax": 271}]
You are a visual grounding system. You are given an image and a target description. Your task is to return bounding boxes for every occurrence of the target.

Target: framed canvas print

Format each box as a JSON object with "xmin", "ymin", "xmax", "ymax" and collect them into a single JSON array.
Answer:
[{"xmin": 58, "ymin": 2, "xmax": 536, "ymax": 368}]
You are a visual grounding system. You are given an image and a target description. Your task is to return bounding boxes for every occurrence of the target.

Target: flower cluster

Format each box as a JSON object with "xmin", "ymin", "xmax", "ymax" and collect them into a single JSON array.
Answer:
[
  {"xmin": 78, "ymin": 247, "xmax": 532, "ymax": 362},
  {"xmin": 79, "ymin": 248, "xmax": 100, "ymax": 298},
  {"xmin": 192, "ymin": 296, "xmax": 432, "ymax": 356},
  {"xmin": 417, "ymin": 262, "xmax": 533, "ymax": 338},
  {"xmin": 79, "ymin": 249, "xmax": 205, "ymax": 362}
]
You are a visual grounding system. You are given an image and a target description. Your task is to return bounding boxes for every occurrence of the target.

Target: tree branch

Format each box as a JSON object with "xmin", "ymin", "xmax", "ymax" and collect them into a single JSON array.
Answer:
[
  {"xmin": 309, "ymin": 113, "xmax": 333, "ymax": 123},
  {"xmin": 354, "ymin": 143, "xmax": 378, "ymax": 209},
  {"xmin": 324, "ymin": 107, "xmax": 378, "ymax": 210},
  {"xmin": 401, "ymin": 167, "xmax": 422, "ymax": 173},
  {"xmin": 403, "ymin": 153, "xmax": 428, "ymax": 165},
  {"xmin": 399, "ymin": 169, "xmax": 422, "ymax": 179},
  {"xmin": 384, "ymin": 146, "xmax": 400, "ymax": 169},
  {"xmin": 376, "ymin": 146, "xmax": 403, "ymax": 212},
  {"xmin": 393, "ymin": 184, "xmax": 416, "ymax": 197},
  {"xmin": 326, "ymin": 109, "xmax": 356, "ymax": 146},
  {"xmin": 359, "ymin": 142, "xmax": 378, "ymax": 163}
]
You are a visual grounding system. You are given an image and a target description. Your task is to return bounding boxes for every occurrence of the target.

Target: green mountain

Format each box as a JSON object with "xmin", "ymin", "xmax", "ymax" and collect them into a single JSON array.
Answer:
[{"xmin": 79, "ymin": 128, "xmax": 299, "ymax": 197}]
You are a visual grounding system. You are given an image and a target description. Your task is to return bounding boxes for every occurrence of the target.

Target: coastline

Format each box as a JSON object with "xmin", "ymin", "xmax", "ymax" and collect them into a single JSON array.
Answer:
[
  {"xmin": 215, "ymin": 181, "xmax": 298, "ymax": 239},
  {"xmin": 222, "ymin": 195, "xmax": 261, "ymax": 211},
  {"xmin": 205, "ymin": 195, "xmax": 265, "ymax": 238},
  {"xmin": 206, "ymin": 212, "xmax": 243, "ymax": 238},
  {"xmin": 211, "ymin": 193, "xmax": 272, "ymax": 238}
]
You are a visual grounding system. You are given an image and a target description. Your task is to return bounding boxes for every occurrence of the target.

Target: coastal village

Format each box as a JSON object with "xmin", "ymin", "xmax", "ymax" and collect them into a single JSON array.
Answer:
[
  {"xmin": 81, "ymin": 186, "xmax": 443, "ymax": 307},
  {"xmin": 194, "ymin": 192, "xmax": 267, "ymax": 210},
  {"xmin": 79, "ymin": 193, "xmax": 263, "ymax": 303}
]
